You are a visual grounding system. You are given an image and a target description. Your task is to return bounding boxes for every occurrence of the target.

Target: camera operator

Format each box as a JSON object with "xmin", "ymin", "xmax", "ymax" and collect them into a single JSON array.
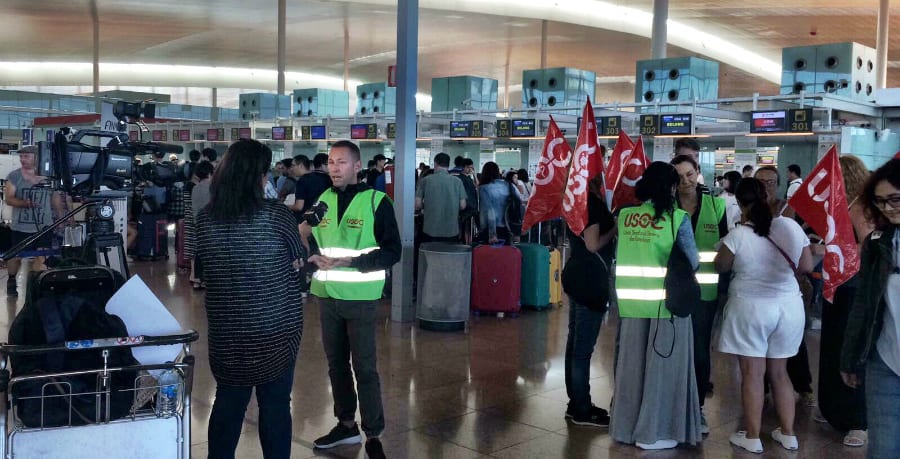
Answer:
[{"xmin": 4, "ymin": 145, "xmax": 68, "ymax": 296}]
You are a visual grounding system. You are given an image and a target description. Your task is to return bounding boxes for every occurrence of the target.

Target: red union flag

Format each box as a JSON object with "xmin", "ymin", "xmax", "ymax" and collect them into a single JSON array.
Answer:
[
  {"xmin": 523, "ymin": 116, "xmax": 572, "ymax": 232},
  {"xmin": 788, "ymin": 146, "xmax": 860, "ymax": 302},
  {"xmin": 563, "ymin": 99, "xmax": 602, "ymax": 235},
  {"xmin": 611, "ymin": 136, "xmax": 650, "ymax": 212},
  {"xmin": 604, "ymin": 130, "xmax": 635, "ymax": 205},
  {"xmin": 576, "ymin": 96, "xmax": 603, "ymax": 180}
]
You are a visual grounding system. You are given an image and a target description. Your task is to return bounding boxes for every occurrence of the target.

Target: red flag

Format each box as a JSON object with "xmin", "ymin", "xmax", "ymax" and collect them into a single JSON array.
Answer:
[
  {"xmin": 611, "ymin": 136, "xmax": 650, "ymax": 212},
  {"xmin": 576, "ymin": 96, "xmax": 604, "ymax": 180},
  {"xmin": 788, "ymin": 146, "xmax": 861, "ymax": 302},
  {"xmin": 523, "ymin": 116, "xmax": 572, "ymax": 232},
  {"xmin": 563, "ymin": 98, "xmax": 602, "ymax": 235},
  {"xmin": 604, "ymin": 130, "xmax": 635, "ymax": 204}
]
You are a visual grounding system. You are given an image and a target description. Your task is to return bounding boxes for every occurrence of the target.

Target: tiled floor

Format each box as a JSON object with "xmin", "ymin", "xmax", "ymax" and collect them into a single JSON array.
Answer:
[{"xmin": 2, "ymin": 257, "xmax": 869, "ymax": 458}]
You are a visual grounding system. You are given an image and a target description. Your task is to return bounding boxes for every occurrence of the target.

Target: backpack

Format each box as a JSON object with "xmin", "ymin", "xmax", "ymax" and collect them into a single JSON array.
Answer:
[
  {"xmin": 451, "ymin": 172, "xmax": 478, "ymax": 220},
  {"xmin": 504, "ymin": 181, "xmax": 524, "ymax": 236},
  {"xmin": 8, "ymin": 266, "xmax": 140, "ymax": 428}
]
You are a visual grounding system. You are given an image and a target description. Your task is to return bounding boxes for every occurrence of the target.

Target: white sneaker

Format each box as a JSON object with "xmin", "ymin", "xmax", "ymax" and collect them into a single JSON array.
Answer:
[
  {"xmin": 636, "ymin": 439, "xmax": 678, "ymax": 450},
  {"xmin": 729, "ymin": 431, "xmax": 763, "ymax": 454},
  {"xmin": 700, "ymin": 412, "xmax": 710, "ymax": 435},
  {"xmin": 771, "ymin": 427, "xmax": 799, "ymax": 450}
]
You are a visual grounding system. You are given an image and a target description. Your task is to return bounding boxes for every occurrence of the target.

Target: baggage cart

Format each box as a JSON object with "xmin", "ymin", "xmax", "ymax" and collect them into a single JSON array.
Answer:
[{"xmin": 0, "ymin": 330, "xmax": 199, "ymax": 459}]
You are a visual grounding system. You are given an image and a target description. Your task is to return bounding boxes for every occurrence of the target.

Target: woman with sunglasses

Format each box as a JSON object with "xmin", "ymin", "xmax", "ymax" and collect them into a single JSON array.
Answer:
[{"xmin": 841, "ymin": 158, "xmax": 900, "ymax": 459}]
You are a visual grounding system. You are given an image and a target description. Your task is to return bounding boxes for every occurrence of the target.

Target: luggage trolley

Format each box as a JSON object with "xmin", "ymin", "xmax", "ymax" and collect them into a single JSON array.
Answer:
[{"xmin": 0, "ymin": 330, "xmax": 198, "ymax": 459}]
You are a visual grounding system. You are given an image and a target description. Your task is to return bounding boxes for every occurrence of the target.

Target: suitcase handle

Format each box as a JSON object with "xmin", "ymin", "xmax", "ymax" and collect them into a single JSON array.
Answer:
[{"xmin": 0, "ymin": 329, "xmax": 199, "ymax": 356}]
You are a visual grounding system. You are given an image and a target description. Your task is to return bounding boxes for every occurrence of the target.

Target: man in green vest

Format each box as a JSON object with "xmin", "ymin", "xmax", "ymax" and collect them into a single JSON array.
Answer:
[
  {"xmin": 672, "ymin": 155, "xmax": 728, "ymax": 435},
  {"xmin": 303, "ymin": 140, "xmax": 400, "ymax": 459}
]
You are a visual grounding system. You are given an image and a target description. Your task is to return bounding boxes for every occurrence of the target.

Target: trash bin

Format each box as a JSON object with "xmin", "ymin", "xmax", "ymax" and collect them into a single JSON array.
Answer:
[{"xmin": 416, "ymin": 242, "xmax": 472, "ymax": 331}]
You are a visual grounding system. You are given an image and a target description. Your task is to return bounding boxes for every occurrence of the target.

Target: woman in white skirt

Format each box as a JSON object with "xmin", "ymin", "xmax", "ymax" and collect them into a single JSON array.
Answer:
[{"xmin": 714, "ymin": 178, "xmax": 813, "ymax": 454}]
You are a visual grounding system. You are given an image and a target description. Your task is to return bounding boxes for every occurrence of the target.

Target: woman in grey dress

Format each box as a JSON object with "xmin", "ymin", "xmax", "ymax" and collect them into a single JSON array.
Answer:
[{"xmin": 610, "ymin": 162, "xmax": 703, "ymax": 450}]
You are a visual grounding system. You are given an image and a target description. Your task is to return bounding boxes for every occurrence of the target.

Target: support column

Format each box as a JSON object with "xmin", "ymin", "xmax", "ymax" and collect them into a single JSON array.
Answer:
[
  {"xmin": 392, "ymin": 0, "xmax": 418, "ymax": 323},
  {"xmin": 277, "ymin": 0, "xmax": 286, "ymax": 95},
  {"xmin": 540, "ymin": 20, "xmax": 548, "ymax": 69},
  {"xmin": 211, "ymin": 87, "xmax": 218, "ymax": 121},
  {"xmin": 651, "ymin": 0, "xmax": 668, "ymax": 59},
  {"xmin": 343, "ymin": 13, "xmax": 350, "ymax": 92},
  {"xmin": 90, "ymin": 0, "xmax": 100, "ymax": 112},
  {"xmin": 504, "ymin": 45, "xmax": 511, "ymax": 108},
  {"xmin": 876, "ymin": 0, "xmax": 890, "ymax": 89}
]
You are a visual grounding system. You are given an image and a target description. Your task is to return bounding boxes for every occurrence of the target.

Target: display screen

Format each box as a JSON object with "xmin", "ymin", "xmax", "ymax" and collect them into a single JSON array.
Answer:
[
  {"xmin": 511, "ymin": 119, "xmax": 536, "ymax": 137},
  {"xmin": 386, "ymin": 123, "xmax": 396, "ymax": 140},
  {"xmin": 576, "ymin": 117, "xmax": 603, "ymax": 136},
  {"xmin": 129, "ymin": 131, "xmax": 138, "ymax": 141},
  {"xmin": 350, "ymin": 123, "xmax": 377, "ymax": 140},
  {"xmin": 496, "ymin": 119, "xmax": 511, "ymax": 137},
  {"xmin": 178, "ymin": 130, "xmax": 191, "ymax": 141},
  {"xmin": 207, "ymin": 128, "xmax": 219, "ymax": 141},
  {"xmin": 600, "ymin": 116, "xmax": 621, "ymax": 136},
  {"xmin": 450, "ymin": 121, "xmax": 472, "ymax": 138},
  {"xmin": 788, "ymin": 108, "xmax": 813, "ymax": 133},
  {"xmin": 310, "ymin": 125, "xmax": 326, "ymax": 140},
  {"xmin": 217, "ymin": 128, "xmax": 225, "ymax": 140},
  {"xmin": 271, "ymin": 127, "xmax": 287, "ymax": 140},
  {"xmin": 659, "ymin": 114, "xmax": 692, "ymax": 135},
  {"xmin": 152, "ymin": 130, "xmax": 163, "ymax": 141},
  {"xmin": 231, "ymin": 128, "xmax": 239, "ymax": 140},
  {"xmin": 238, "ymin": 127, "xmax": 252, "ymax": 140},
  {"xmin": 750, "ymin": 110, "xmax": 787, "ymax": 133}
]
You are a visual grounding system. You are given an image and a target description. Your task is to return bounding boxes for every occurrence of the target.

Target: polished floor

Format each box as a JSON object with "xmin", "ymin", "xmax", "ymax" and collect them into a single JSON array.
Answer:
[{"xmin": 1, "ymin": 256, "xmax": 869, "ymax": 459}]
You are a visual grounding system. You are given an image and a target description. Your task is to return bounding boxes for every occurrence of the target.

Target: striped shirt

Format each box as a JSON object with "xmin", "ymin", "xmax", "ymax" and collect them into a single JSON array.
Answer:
[{"xmin": 196, "ymin": 200, "xmax": 305, "ymax": 386}]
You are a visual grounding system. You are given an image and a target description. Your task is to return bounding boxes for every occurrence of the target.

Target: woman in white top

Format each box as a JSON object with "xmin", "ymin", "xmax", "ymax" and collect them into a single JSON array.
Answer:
[
  {"xmin": 721, "ymin": 171, "xmax": 743, "ymax": 229},
  {"xmin": 714, "ymin": 178, "xmax": 813, "ymax": 454}
]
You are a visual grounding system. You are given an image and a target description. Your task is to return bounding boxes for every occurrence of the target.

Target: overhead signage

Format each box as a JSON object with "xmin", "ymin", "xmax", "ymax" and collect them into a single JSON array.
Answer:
[
  {"xmin": 152, "ymin": 130, "xmax": 163, "ymax": 141},
  {"xmin": 129, "ymin": 131, "xmax": 138, "ymax": 142},
  {"xmin": 496, "ymin": 119, "xmax": 511, "ymax": 138},
  {"xmin": 450, "ymin": 121, "xmax": 471, "ymax": 138},
  {"xmin": 750, "ymin": 108, "xmax": 813, "ymax": 134},
  {"xmin": 759, "ymin": 154, "xmax": 777, "ymax": 165},
  {"xmin": 576, "ymin": 117, "xmax": 603, "ymax": 136},
  {"xmin": 238, "ymin": 127, "xmax": 252, "ymax": 140},
  {"xmin": 386, "ymin": 122, "xmax": 396, "ymax": 140},
  {"xmin": 511, "ymin": 119, "xmax": 536, "ymax": 137},
  {"xmin": 310, "ymin": 125, "xmax": 326, "ymax": 140},
  {"xmin": 600, "ymin": 116, "xmax": 621, "ymax": 136},
  {"xmin": 471, "ymin": 120, "xmax": 483, "ymax": 137},
  {"xmin": 231, "ymin": 127, "xmax": 239, "ymax": 141},
  {"xmin": 271, "ymin": 126, "xmax": 292, "ymax": 141},
  {"xmin": 350, "ymin": 123, "xmax": 377, "ymax": 140},
  {"xmin": 639, "ymin": 114, "xmax": 659, "ymax": 136},
  {"xmin": 207, "ymin": 128, "xmax": 219, "ymax": 141},
  {"xmin": 178, "ymin": 129, "xmax": 191, "ymax": 141},
  {"xmin": 217, "ymin": 128, "xmax": 225, "ymax": 141},
  {"xmin": 659, "ymin": 114, "xmax": 692, "ymax": 135}
]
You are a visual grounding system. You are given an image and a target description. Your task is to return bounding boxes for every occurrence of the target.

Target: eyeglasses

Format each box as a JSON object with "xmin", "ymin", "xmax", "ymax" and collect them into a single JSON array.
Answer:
[
  {"xmin": 758, "ymin": 179, "xmax": 778, "ymax": 186},
  {"xmin": 873, "ymin": 195, "xmax": 900, "ymax": 209}
]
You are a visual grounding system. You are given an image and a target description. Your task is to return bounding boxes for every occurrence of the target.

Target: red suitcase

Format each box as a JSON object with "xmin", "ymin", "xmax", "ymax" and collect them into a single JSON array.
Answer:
[
  {"xmin": 176, "ymin": 218, "xmax": 190, "ymax": 270},
  {"xmin": 470, "ymin": 244, "xmax": 522, "ymax": 314}
]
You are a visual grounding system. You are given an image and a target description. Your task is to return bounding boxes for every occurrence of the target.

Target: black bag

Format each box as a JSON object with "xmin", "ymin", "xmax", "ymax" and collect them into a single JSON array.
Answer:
[
  {"xmin": 504, "ymin": 182, "xmax": 524, "ymax": 236},
  {"xmin": 8, "ymin": 266, "xmax": 139, "ymax": 428},
  {"xmin": 561, "ymin": 245, "xmax": 613, "ymax": 313},
  {"xmin": 664, "ymin": 213, "xmax": 700, "ymax": 317}
]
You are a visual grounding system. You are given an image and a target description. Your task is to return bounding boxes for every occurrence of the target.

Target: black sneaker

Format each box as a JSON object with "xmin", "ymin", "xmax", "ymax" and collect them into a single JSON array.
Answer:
[
  {"xmin": 313, "ymin": 422, "xmax": 362, "ymax": 449},
  {"xmin": 7, "ymin": 279, "xmax": 16, "ymax": 297},
  {"xmin": 570, "ymin": 409, "xmax": 610, "ymax": 427},
  {"xmin": 565, "ymin": 404, "xmax": 609, "ymax": 420},
  {"xmin": 365, "ymin": 438, "xmax": 386, "ymax": 459}
]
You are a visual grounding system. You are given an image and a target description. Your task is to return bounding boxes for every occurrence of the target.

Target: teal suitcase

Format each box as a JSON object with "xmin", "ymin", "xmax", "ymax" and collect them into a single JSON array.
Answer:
[{"xmin": 518, "ymin": 243, "xmax": 551, "ymax": 309}]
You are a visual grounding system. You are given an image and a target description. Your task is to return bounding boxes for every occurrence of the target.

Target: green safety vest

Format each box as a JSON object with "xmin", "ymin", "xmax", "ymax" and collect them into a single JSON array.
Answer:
[
  {"xmin": 682, "ymin": 194, "xmax": 726, "ymax": 301},
  {"xmin": 615, "ymin": 202, "xmax": 687, "ymax": 319},
  {"xmin": 310, "ymin": 188, "xmax": 386, "ymax": 301}
]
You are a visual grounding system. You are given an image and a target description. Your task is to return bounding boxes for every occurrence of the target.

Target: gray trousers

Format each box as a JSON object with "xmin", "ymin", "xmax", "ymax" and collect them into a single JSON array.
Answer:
[{"xmin": 318, "ymin": 297, "xmax": 384, "ymax": 437}]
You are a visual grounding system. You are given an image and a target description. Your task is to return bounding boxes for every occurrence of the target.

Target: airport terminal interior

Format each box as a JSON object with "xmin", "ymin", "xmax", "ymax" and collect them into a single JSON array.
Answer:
[{"xmin": 2, "ymin": 0, "xmax": 900, "ymax": 457}]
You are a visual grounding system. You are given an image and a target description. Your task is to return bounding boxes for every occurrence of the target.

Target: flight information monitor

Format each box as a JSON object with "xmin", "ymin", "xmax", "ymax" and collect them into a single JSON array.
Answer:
[
  {"xmin": 350, "ymin": 123, "xmax": 377, "ymax": 140},
  {"xmin": 207, "ymin": 128, "xmax": 219, "ymax": 141},
  {"xmin": 238, "ymin": 127, "xmax": 252, "ymax": 140},
  {"xmin": 659, "ymin": 114, "xmax": 692, "ymax": 135},
  {"xmin": 750, "ymin": 110, "xmax": 787, "ymax": 133},
  {"xmin": 511, "ymin": 119, "xmax": 536, "ymax": 137},
  {"xmin": 310, "ymin": 125, "xmax": 327, "ymax": 140},
  {"xmin": 450, "ymin": 121, "xmax": 471, "ymax": 138}
]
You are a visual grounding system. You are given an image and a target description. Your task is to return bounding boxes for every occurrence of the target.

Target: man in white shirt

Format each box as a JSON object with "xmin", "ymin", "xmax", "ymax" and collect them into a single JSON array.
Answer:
[{"xmin": 785, "ymin": 164, "xmax": 803, "ymax": 200}]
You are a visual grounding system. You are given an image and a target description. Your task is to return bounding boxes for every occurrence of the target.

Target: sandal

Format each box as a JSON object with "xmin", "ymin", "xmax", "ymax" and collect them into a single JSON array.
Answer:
[{"xmin": 843, "ymin": 429, "xmax": 867, "ymax": 447}]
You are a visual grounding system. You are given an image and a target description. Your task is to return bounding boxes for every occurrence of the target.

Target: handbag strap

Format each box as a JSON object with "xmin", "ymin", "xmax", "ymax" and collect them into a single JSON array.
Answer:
[{"xmin": 765, "ymin": 235, "xmax": 798, "ymax": 274}]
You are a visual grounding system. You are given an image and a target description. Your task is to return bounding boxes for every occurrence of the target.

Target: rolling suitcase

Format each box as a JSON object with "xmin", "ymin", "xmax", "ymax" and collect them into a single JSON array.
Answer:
[
  {"xmin": 175, "ymin": 219, "xmax": 189, "ymax": 270},
  {"xmin": 549, "ymin": 248, "xmax": 562, "ymax": 305},
  {"xmin": 518, "ymin": 243, "xmax": 551, "ymax": 309},
  {"xmin": 135, "ymin": 214, "xmax": 168, "ymax": 260},
  {"xmin": 470, "ymin": 244, "xmax": 521, "ymax": 315}
]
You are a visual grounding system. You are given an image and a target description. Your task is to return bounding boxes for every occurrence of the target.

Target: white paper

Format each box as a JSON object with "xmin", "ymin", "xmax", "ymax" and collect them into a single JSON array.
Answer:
[{"xmin": 105, "ymin": 275, "xmax": 183, "ymax": 367}]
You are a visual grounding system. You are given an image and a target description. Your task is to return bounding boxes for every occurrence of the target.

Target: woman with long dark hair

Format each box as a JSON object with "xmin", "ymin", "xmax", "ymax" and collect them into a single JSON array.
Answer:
[
  {"xmin": 715, "ymin": 178, "xmax": 813, "ymax": 454},
  {"xmin": 196, "ymin": 139, "xmax": 305, "ymax": 459},
  {"xmin": 478, "ymin": 161, "xmax": 520, "ymax": 244},
  {"xmin": 721, "ymin": 170, "xmax": 743, "ymax": 229},
  {"xmin": 610, "ymin": 162, "xmax": 702, "ymax": 451},
  {"xmin": 841, "ymin": 158, "xmax": 900, "ymax": 458}
]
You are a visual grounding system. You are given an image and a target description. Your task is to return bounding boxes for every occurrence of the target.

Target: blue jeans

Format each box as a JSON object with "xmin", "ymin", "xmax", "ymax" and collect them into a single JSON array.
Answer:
[
  {"xmin": 564, "ymin": 300, "xmax": 605, "ymax": 416},
  {"xmin": 866, "ymin": 350, "xmax": 900, "ymax": 459},
  {"xmin": 208, "ymin": 364, "xmax": 295, "ymax": 459}
]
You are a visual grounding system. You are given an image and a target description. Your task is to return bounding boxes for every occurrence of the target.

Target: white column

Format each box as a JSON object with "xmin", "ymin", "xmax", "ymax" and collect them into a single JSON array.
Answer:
[
  {"xmin": 876, "ymin": 0, "xmax": 890, "ymax": 89},
  {"xmin": 651, "ymin": 0, "xmax": 668, "ymax": 59}
]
